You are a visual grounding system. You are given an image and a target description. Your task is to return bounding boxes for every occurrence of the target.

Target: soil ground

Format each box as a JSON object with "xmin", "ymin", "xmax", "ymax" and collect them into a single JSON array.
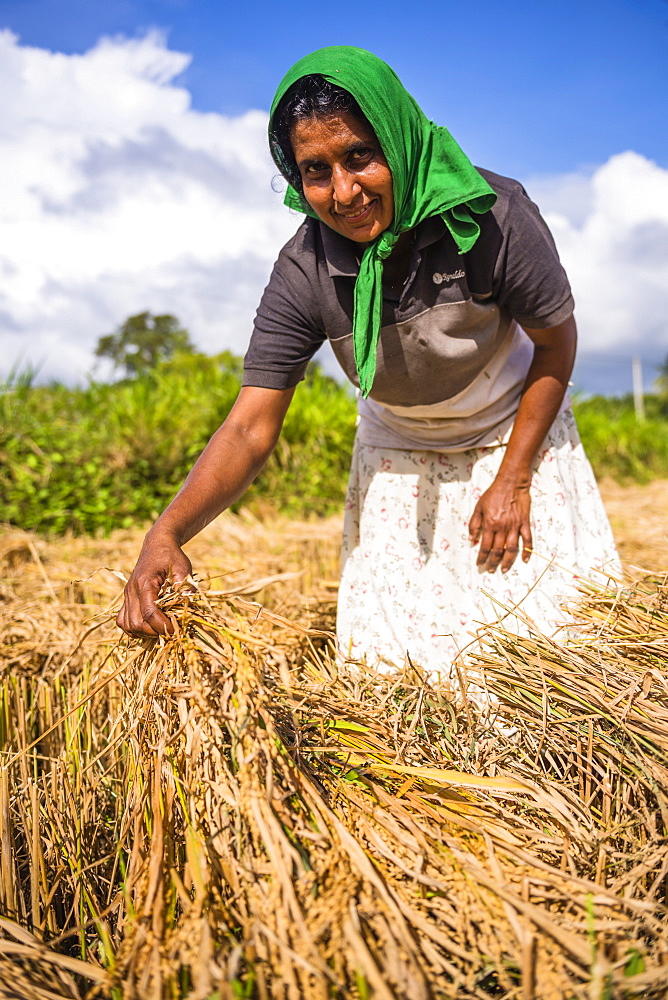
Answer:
[{"xmin": 598, "ymin": 478, "xmax": 668, "ymax": 574}]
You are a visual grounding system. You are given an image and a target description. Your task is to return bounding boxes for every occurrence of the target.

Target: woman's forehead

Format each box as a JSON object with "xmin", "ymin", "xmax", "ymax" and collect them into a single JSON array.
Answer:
[{"xmin": 290, "ymin": 112, "xmax": 379, "ymax": 159}]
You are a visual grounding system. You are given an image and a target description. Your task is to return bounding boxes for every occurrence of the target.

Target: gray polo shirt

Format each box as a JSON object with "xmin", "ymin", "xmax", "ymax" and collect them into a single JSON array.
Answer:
[{"xmin": 243, "ymin": 168, "xmax": 574, "ymax": 450}]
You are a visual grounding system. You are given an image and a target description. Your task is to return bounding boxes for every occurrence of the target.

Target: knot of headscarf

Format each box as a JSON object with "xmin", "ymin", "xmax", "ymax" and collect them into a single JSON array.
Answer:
[
  {"xmin": 376, "ymin": 234, "xmax": 397, "ymax": 260},
  {"xmin": 269, "ymin": 46, "xmax": 497, "ymax": 397}
]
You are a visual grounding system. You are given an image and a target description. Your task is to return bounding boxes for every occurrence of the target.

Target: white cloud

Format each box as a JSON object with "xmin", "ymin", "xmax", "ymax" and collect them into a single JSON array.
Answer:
[
  {"xmin": 0, "ymin": 29, "xmax": 297, "ymax": 383},
  {"xmin": 525, "ymin": 152, "xmax": 668, "ymax": 376},
  {"xmin": 0, "ymin": 30, "xmax": 666, "ymax": 394}
]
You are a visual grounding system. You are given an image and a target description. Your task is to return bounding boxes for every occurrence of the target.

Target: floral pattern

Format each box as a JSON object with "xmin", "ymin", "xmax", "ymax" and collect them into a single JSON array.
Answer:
[{"xmin": 337, "ymin": 409, "xmax": 621, "ymax": 679}]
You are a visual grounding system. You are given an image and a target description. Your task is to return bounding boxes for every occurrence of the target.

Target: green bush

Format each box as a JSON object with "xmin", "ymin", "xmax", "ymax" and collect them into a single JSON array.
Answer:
[
  {"xmin": 0, "ymin": 353, "xmax": 356, "ymax": 535},
  {"xmin": 572, "ymin": 394, "xmax": 668, "ymax": 483}
]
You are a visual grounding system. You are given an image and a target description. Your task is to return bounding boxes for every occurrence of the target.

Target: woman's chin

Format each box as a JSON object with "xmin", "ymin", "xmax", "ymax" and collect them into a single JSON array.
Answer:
[{"xmin": 332, "ymin": 218, "xmax": 386, "ymax": 243}]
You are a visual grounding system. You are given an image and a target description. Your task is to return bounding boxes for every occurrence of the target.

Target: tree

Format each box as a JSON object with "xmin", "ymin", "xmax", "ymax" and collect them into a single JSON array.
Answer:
[{"xmin": 95, "ymin": 312, "xmax": 195, "ymax": 377}]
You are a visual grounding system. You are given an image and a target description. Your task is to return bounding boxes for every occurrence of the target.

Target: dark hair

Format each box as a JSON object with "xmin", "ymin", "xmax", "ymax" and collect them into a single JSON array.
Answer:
[{"xmin": 270, "ymin": 75, "xmax": 373, "ymax": 195}]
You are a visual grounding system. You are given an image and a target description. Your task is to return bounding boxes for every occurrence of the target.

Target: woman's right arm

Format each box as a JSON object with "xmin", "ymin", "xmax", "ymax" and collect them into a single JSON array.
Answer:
[{"xmin": 116, "ymin": 384, "xmax": 296, "ymax": 637}]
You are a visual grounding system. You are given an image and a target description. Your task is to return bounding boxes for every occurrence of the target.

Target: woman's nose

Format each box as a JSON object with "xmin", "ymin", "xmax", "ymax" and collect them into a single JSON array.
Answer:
[{"xmin": 331, "ymin": 165, "xmax": 361, "ymax": 205}]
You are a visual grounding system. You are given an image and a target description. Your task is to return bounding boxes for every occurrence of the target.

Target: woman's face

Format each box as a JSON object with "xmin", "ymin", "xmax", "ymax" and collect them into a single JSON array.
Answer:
[{"xmin": 290, "ymin": 111, "xmax": 393, "ymax": 243}]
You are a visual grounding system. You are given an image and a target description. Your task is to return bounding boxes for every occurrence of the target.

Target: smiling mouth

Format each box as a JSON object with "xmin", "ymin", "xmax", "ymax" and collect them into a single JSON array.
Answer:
[{"xmin": 336, "ymin": 201, "xmax": 376, "ymax": 222}]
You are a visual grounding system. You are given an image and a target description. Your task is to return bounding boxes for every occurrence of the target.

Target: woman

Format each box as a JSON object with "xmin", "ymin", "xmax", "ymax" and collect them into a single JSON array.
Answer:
[{"xmin": 117, "ymin": 47, "xmax": 619, "ymax": 674}]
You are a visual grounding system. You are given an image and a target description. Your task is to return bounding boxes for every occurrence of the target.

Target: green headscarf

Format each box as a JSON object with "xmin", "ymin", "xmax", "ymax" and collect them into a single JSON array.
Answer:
[{"xmin": 269, "ymin": 46, "xmax": 497, "ymax": 397}]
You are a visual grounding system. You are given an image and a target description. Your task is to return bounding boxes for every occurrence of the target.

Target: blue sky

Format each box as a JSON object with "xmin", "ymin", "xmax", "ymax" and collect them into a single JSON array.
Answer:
[
  {"xmin": 0, "ymin": 0, "xmax": 667, "ymax": 394},
  {"xmin": 4, "ymin": 0, "xmax": 667, "ymax": 176}
]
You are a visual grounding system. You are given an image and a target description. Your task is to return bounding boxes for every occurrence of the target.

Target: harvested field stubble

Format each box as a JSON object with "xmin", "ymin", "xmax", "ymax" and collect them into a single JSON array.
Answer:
[
  {"xmin": 0, "ymin": 517, "xmax": 668, "ymax": 999},
  {"xmin": 598, "ymin": 479, "xmax": 668, "ymax": 573}
]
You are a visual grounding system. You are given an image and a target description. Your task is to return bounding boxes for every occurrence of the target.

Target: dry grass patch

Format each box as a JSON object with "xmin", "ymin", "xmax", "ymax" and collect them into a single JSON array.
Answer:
[
  {"xmin": 1, "ymin": 513, "xmax": 668, "ymax": 998},
  {"xmin": 598, "ymin": 479, "xmax": 668, "ymax": 573}
]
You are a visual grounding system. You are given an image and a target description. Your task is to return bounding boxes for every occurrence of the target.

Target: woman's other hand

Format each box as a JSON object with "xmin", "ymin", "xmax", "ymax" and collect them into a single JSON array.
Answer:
[
  {"xmin": 468, "ymin": 316, "xmax": 577, "ymax": 574},
  {"xmin": 468, "ymin": 475, "xmax": 532, "ymax": 573},
  {"xmin": 116, "ymin": 530, "xmax": 193, "ymax": 637}
]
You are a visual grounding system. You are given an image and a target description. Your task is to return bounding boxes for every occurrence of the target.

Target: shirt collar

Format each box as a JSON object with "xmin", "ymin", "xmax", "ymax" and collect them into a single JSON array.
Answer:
[
  {"xmin": 319, "ymin": 223, "xmax": 361, "ymax": 278},
  {"xmin": 319, "ymin": 215, "xmax": 446, "ymax": 278},
  {"xmin": 414, "ymin": 215, "xmax": 447, "ymax": 250}
]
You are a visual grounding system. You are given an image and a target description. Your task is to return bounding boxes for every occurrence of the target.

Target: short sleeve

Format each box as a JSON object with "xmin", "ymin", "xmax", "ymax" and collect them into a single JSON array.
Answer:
[
  {"xmin": 494, "ymin": 185, "xmax": 574, "ymax": 329},
  {"xmin": 243, "ymin": 239, "xmax": 326, "ymax": 390}
]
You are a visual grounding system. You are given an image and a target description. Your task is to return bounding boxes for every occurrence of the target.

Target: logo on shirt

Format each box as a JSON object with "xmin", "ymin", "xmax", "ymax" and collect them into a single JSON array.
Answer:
[{"xmin": 433, "ymin": 269, "xmax": 465, "ymax": 285}]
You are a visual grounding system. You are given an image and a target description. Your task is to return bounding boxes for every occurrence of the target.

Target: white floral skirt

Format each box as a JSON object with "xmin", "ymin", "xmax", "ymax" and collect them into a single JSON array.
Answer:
[{"xmin": 337, "ymin": 409, "xmax": 620, "ymax": 677}]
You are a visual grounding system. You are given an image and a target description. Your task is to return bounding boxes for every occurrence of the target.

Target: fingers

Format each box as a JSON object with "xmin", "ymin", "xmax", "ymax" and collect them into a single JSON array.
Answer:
[
  {"xmin": 520, "ymin": 519, "xmax": 533, "ymax": 563},
  {"xmin": 475, "ymin": 516, "xmax": 528, "ymax": 574},
  {"xmin": 476, "ymin": 526, "xmax": 511, "ymax": 573},
  {"xmin": 499, "ymin": 525, "xmax": 520, "ymax": 573},
  {"xmin": 476, "ymin": 529, "xmax": 521, "ymax": 573},
  {"xmin": 468, "ymin": 502, "xmax": 483, "ymax": 544},
  {"xmin": 116, "ymin": 549, "xmax": 194, "ymax": 638},
  {"xmin": 116, "ymin": 581, "xmax": 175, "ymax": 638}
]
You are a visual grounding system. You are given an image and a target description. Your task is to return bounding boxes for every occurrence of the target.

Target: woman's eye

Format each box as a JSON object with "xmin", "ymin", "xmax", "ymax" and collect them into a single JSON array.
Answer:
[{"xmin": 350, "ymin": 148, "xmax": 372, "ymax": 164}]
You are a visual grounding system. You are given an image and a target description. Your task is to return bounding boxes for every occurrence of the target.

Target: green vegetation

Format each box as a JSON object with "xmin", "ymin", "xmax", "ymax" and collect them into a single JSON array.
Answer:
[
  {"xmin": 0, "ymin": 352, "xmax": 356, "ymax": 535},
  {"xmin": 2, "ymin": 352, "xmax": 667, "ymax": 536},
  {"xmin": 572, "ymin": 393, "xmax": 668, "ymax": 482}
]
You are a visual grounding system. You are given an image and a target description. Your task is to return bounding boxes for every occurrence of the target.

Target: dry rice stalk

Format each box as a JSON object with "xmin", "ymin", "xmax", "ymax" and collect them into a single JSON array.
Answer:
[{"xmin": 1, "ymin": 566, "xmax": 668, "ymax": 998}]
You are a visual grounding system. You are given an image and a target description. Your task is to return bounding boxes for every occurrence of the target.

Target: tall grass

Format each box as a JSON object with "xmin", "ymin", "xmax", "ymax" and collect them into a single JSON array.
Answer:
[{"xmin": 2, "ymin": 356, "xmax": 667, "ymax": 536}]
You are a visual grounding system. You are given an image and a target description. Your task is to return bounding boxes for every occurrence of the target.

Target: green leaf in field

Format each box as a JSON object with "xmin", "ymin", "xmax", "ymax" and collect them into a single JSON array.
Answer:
[
  {"xmin": 624, "ymin": 947, "xmax": 646, "ymax": 976},
  {"xmin": 355, "ymin": 969, "xmax": 371, "ymax": 999},
  {"xmin": 231, "ymin": 972, "xmax": 255, "ymax": 998},
  {"xmin": 328, "ymin": 719, "xmax": 370, "ymax": 732}
]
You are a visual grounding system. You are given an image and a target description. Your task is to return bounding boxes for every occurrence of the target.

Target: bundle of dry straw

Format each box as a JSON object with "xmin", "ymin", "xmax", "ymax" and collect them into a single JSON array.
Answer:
[{"xmin": 1, "ymin": 530, "xmax": 668, "ymax": 999}]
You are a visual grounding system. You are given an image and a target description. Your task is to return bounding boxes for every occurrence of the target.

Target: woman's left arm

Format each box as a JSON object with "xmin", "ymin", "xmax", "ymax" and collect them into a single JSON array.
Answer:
[{"xmin": 468, "ymin": 315, "xmax": 577, "ymax": 573}]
